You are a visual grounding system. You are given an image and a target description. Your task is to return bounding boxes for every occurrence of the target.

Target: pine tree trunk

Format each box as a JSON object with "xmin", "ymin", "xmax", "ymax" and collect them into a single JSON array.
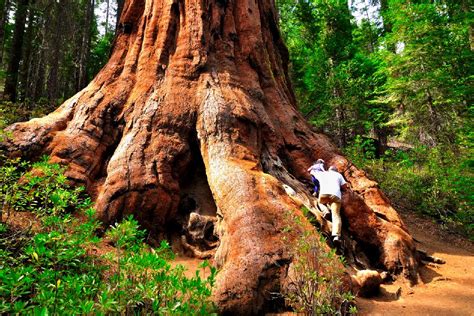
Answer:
[
  {"xmin": 77, "ymin": 0, "xmax": 94, "ymax": 90},
  {"xmin": 18, "ymin": 4, "xmax": 35, "ymax": 103},
  {"xmin": 115, "ymin": 0, "xmax": 124, "ymax": 33},
  {"xmin": 46, "ymin": 1, "xmax": 65, "ymax": 102},
  {"xmin": 0, "ymin": 0, "xmax": 10, "ymax": 66},
  {"xmin": 4, "ymin": 0, "xmax": 29, "ymax": 101},
  {"xmin": 105, "ymin": 0, "xmax": 110, "ymax": 34},
  {"xmin": 1, "ymin": 0, "xmax": 420, "ymax": 313}
]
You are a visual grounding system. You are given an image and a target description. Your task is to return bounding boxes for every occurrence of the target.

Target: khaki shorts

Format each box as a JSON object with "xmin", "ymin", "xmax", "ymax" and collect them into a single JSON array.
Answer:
[{"xmin": 319, "ymin": 194, "xmax": 341, "ymax": 205}]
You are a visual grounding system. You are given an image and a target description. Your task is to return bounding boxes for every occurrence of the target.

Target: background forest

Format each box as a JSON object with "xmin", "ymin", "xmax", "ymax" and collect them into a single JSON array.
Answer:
[
  {"xmin": 0, "ymin": 1, "xmax": 472, "ymax": 234},
  {"xmin": 278, "ymin": 0, "xmax": 473, "ymax": 237}
]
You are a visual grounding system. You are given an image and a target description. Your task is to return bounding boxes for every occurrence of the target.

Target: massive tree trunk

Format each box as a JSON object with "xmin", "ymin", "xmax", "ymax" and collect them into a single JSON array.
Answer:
[{"xmin": 1, "ymin": 0, "xmax": 419, "ymax": 313}]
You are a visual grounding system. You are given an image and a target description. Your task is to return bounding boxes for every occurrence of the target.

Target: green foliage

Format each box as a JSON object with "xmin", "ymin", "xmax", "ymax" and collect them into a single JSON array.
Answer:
[
  {"xmin": 277, "ymin": 0, "xmax": 471, "ymax": 148},
  {"xmin": 0, "ymin": 101, "xmax": 25, "ymax": 142},
  {"xmin": 344, "ymin": 135, "xmax": 378, "ymax": 165},
  {"xmin": 277, "ymin": 0, "xmax": 391, "ymax": 146},
  {"xmin": 0, "ymin": 159, "xmax": 216, "ymax": 315},
  {"xmin": 100, "ymin": 216, "xmax": 216, "ymax": 314},
  {"xmin": 282, "ymin": 212, "xmax": 356, "ymax": 315},
  {"xmin": 380, "ymin": 0, "xmax": 472, "ymax": 147},
  {"xmin": 88, "ymin": 31, "xmax": 115, "ymax": 80},
  {"xmin": 345, "ymin": 144, "xmax": 474, "ymax": 239},
  {"xmin": 0, "ymin": 210, "xmax": 104, "ymax": 314},
  {"xmin": 1, "ymin": 156, "xmax": 88, "ymax": 217},
  {"xmin": 277, "ymin": 0, "xmax": 472, "ymax": 237}
]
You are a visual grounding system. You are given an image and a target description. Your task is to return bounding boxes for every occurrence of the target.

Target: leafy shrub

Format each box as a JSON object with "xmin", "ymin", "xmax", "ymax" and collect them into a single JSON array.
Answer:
[
  {"xmin": 103, "ymin": 216, "xmax": 217, "ymax": 314},
  {"xmin": 283, "ymin": 213, "xmax": 356, "ymax": 315},
  {"xmin": 1, "ymin": 156, "xmax": 89, "ymax": 217},
  {"xmin": 0, "ymin": 157, "xmax": 28, "ymax": 219},
  {"xmin": 345, "ymin": 143, "xmax": 473, "ymax": 239},
  {"xmin": 0, "ymin": 158, "xmax": 216, "ymax": 315},
  {"xmin": 0, "ymin": 210, "xmax": 103, "ymax": 314}
]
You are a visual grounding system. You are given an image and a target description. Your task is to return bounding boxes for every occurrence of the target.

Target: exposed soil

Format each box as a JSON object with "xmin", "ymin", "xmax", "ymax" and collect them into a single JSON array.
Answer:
[
  {"xmin": 357, "ymin": 211, "xmax": 474, "ymax": 315},
  {"xmin": 4, "ymin": 204, "xmax": 473, "ymax": 315},
  {"xmin": 170, "ymin": 209, "xmax": 474, "ymax": 315},
  {"xmin": 171, "ymin": 256, "xmax": 213, "ymax": 279}
]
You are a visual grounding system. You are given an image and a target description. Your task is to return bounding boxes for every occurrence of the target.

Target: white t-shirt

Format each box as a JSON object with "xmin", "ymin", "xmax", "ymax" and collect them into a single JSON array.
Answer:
[{"xmin": 313, "ymin": 170, "xmax": 347, "ymax": 199}]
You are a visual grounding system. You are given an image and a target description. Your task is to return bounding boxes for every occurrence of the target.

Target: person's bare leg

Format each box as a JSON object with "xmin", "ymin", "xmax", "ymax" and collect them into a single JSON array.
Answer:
[{"xmin": 331, "ymin": 198, "xmax": 342, "ymax": 238}]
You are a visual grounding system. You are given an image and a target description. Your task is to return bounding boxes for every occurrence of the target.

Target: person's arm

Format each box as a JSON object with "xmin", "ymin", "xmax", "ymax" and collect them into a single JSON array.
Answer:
[
  {"xmin": 307, "ymin": 165, "xmax": 314, "ymax": 172},
  {"xmin": 339, "ymin": 174, "xmax": 349, "ymax": 191},
  {"xmin": 341, "ymin": 183, "xmax": 349, "ymax": 192}
]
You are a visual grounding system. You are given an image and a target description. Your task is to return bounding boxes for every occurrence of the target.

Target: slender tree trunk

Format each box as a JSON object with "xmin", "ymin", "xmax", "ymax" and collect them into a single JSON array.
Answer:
[
  {"xmin": 1, "ymin": 0, "xmax": 420, "ymax": 313},
  {"xmin": 77, "ymin": 0, "xmax": 94, "ymax": 90},
  {"xmin": 374, "ymin": 125, "xmax": 388, "ymax": 156},
  {"xmin": 363, "ymin": 4, "xmax": 376, "ymax": 53},
  {"xmin": 329, "ymin": 58, "xmax": 347, "ymax": 147},
  {"xmin": 115, "ymin": 0, "xmax": 124, "ymax": 33},
  {"xmin": 46, "ymin": 1, "xmax": 66, "ymax": 102},
  {"xmin": 33, "ymin": 48, "xmax": 45, "ymax": 100},
  {"xmin": 0, "ymin": 0, "xmax": 10, "ymax": 66},
  {"xmin": 336, "ymin": 103, "xmax": 347, "ymax": 147},
  {"xmin": 380, "ymin": 0, "xmax": 392, "ymax": 34},
  {"xmin": 28, "ymin": 22, "xmax": 46, "ymax": 102},
  {"xmin": 105, "ymin": 0, "xmax": 110, "ymax": 34},
  {"xmin": 4, "ymin": 0, "xmax": 29, "ymax": 101},
  {"xmin": 461, "ymin": 0, "xmax": 474, "ymax": 51},
  {"xmin": 18, "ymin": 3, "xmax": 35, "ymax": 104}
]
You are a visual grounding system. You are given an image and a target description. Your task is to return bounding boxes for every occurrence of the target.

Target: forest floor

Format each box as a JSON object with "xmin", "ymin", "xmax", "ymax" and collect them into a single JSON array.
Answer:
[
  {"xmin": 356, "ymin": 210, "xmax": 474, "ymax": 315},
  {"xmin": 4, "ymin": 204, "xmax": 473, "ymax": 315},
  {"xmin": 171, "ymin": 210, "xmax": 474, "ymax": 315}
]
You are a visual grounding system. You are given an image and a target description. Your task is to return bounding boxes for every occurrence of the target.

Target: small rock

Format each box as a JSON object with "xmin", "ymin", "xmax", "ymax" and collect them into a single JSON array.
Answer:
[{"xmin": 352, "ymin": 270, "xmax": 382, "ymax": 297}]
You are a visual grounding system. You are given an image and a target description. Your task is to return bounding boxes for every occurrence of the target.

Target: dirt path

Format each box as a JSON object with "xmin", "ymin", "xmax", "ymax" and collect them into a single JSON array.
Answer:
[
  {"xmin": 171, "ymin": 256, "xmax": 213, "ymax": 279},
  {"xmin": 357, "ymin": 212, "xmax": 474, "ymax": 315},
  {"xmin": 170, "ymin": 211, "xmax": 474, "ymax": 315}
]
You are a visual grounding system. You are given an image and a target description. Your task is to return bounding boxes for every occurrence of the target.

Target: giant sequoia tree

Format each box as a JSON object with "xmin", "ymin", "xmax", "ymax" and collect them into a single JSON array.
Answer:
[{"xmin": 1, "ymin": 0, "xmax": 419, "ymax": 313}]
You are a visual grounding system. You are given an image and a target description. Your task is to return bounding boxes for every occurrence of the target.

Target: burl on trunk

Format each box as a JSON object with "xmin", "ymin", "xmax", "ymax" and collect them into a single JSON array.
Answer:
[{"xmin": 1, "ymin": 0, "xmax": 419, "ymax": 313}]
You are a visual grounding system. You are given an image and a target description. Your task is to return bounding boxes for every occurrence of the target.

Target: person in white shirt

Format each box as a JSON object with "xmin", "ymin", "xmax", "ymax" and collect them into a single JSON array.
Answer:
[{"xmin": 312, "ymin": 165, "xmax": 348, "ymax": 244}]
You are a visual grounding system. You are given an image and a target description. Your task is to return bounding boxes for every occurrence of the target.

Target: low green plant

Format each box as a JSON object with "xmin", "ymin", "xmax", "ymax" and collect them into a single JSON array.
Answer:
[
  {"xmin": 0, "ymin": 209, "xmax": 104, "ymax": 314},
  {"xmin": 1, "ymin": 156, "xmax": 90, "ymax": 218},
  {"xmin": 103, "ymin": 216, "xmax": 216, "ymax": 314},
  {"xmin": 0, "ymin": 157, "xmax": 27, "ymax": 220},
  {"xmin": 0, "ymin": 158, "xmax": 217, "ymax": 315},
  {"xmin": 283, "ymin": 212, "xmax": 356, "ymax": 315},
  {"xmin": 345, "ymin": 142, "xmax": 473, "ymax": 239}
]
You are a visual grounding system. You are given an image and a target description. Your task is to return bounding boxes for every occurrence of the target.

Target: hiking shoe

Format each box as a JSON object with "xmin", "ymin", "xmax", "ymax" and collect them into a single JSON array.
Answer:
[
  {"xmin": 322, "ymin": 210, "xmax": 331, "ymax": 220},
  {"xmin": 333, "ymin": 237, "xmax": 343, "ymax": 255}
]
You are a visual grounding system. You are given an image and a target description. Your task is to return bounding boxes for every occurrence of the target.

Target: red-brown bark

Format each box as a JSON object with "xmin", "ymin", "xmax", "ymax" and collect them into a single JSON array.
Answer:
[{"xmin": 1, "ymin": 0, "xmax": 419, "ymax": 313}]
